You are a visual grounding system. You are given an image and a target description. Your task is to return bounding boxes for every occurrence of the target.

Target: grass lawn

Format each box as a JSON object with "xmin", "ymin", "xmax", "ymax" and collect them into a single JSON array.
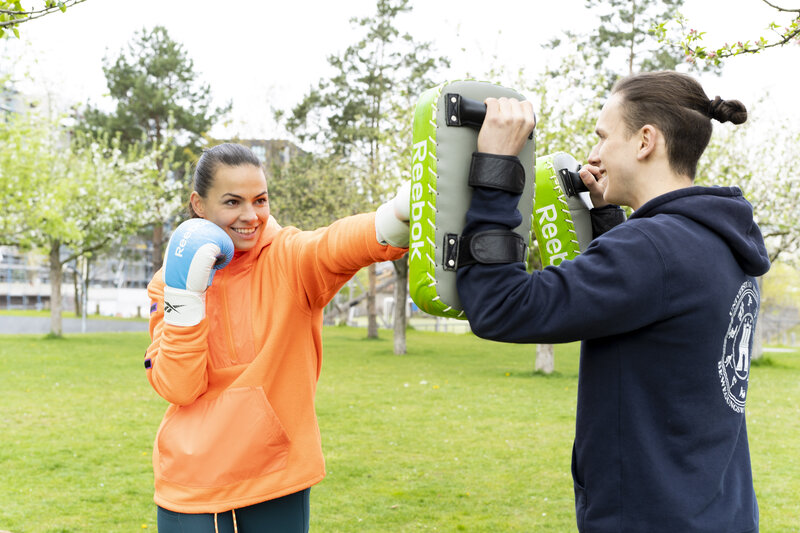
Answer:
[{"xmin": 0, "ymin": 328, "xmax": 798, "ymax": 532}]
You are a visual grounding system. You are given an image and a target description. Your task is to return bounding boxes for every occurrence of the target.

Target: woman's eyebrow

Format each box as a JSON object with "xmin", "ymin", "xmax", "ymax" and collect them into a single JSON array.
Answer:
[{"xmin": 221, "ymin": 191, "xmax": 267, "ymax": 199}]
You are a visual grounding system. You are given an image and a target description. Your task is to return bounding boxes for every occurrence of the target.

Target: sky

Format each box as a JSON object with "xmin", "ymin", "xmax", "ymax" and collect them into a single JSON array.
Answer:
[{"xmin": 3, "ymin": 0, "xmax": 799, "ymax": 140}]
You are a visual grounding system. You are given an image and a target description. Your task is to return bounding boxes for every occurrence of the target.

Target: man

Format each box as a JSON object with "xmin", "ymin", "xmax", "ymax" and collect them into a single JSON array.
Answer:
[{"xmin": 456, "ymin": 71, "xmax": 768, "ymax": 533}]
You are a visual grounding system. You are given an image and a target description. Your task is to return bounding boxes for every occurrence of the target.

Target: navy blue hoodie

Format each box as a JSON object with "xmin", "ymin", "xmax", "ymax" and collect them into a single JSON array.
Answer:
[{"xmin": 457, "ymin": 180, "xmax": 770, "ymax": 533}]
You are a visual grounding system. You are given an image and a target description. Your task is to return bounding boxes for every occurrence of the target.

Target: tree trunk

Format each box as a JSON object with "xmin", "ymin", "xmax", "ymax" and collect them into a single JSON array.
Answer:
[
  {"xmin": 752, "ymin": 276, "xmax": 765, "ymax": 360},
  {"xmin": 152, "ymin": 224, "xmax": 164, "ymax": 274},
  {"xmin": 49, "ymin": 240, "xmax": 63, "ymax": 337},
  {"xmin": 535, "ymin": 343, "xmax": 555, "ymax": 374},
  {"xmin": 73, "ymin": 262, "xmax": 81, "ymax": 316},
  {"xmin": 392, "ymin": 256, "xmax": 408, "ymax": 355},
  {"xmin": 628, "ymin": 0, "xmax": 637, "ymax": 76},
  {"xmin": 366, "ymin": 263, "xmax": 378, "ymax": 338}
]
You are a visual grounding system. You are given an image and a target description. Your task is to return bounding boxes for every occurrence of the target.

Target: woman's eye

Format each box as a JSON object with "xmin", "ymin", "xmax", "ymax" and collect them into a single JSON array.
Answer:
[
  {"xmin": 225, "ymin": 199, "xmax": 238, "ymax": 206},
  {"xmin": 256, "ymin": 198, "xmax": 268, "ymax": 206}
]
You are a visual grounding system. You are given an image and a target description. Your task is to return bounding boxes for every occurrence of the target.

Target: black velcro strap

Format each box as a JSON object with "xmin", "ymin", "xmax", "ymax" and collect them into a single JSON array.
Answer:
[
  {"xmin": 468, "ymin": 153, "xmax": 525, "ymax": 194},
  {"xmin": 457, "ymin": 230, "xmax": 526, "ymax": 267}
]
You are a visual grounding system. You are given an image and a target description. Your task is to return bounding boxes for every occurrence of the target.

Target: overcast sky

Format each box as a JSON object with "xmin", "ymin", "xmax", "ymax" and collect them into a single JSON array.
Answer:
[{"xmin": 3, "ymin": 0, "xmax": 798, "ymax": 140}]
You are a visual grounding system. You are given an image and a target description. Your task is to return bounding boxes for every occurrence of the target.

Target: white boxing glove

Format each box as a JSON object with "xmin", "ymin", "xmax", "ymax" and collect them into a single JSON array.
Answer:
[
  {"xmin": 375, "ymin": 180, "xmax": 410, "ymax": 247},
  {"xmin": 162, "ymin": 219, "xmax": 234, "ymax": 327}
]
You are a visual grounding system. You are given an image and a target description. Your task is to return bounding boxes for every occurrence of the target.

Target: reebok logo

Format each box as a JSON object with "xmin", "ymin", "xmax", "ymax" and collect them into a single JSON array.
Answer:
[
  {"xmin": 164, "ymin": 302, "xmax": 185, "ymax": 314},
  {"xmin": 409, "ymin": 139, "xmax": 428, "ymax": 262},
  {"xmin": 535, "ymin": 204, "xmax": 569, "ymax": 266},
  {"xmin": 174, "ymin": 226, "xmax": 197, "ymax": 258}
]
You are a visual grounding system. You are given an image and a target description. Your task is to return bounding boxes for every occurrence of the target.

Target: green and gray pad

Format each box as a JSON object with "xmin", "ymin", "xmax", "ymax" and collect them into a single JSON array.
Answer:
[
  {"xmin": 531, "ymin": 152, "xmax": 592, "ymax": 269},
  {"xmin": 408, "ymin": 80, "xmax": 536, "ymax": 319}
]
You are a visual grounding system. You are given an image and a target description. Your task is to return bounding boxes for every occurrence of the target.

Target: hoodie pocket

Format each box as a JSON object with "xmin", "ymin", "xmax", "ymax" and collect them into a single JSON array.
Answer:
[
  {"xmin": 157, "ymin": 387, "xmax": 290, "ymax": 488},
  {"xmin": 571, "ymin": 442, "xmax": 587, "ymax": 532}
]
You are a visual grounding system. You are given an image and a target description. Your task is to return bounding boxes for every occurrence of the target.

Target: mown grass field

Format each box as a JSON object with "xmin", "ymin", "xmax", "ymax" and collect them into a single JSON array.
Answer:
[{"xmin": 0, "ymin": 327, "xmax": 798, "ymax": 532}]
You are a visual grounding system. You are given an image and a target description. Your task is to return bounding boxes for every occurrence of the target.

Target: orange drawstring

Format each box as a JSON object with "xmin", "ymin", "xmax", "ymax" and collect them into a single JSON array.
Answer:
[{"xmin": 213, "ymin": 509, "xmax": 238, "ymax": 533}]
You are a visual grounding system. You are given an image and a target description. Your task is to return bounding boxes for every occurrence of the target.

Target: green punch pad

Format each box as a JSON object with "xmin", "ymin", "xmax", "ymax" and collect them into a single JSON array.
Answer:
[{"xmin": 408, "ymin": 80, "xmax": 536, "ymax": 319}]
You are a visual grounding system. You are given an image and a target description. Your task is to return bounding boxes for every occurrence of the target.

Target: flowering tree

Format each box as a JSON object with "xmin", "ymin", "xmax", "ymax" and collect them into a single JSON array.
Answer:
[
  {"xmin": 653, "ymin": 1, "xmax": 800, "ymax": 66},
  {"xmin": 0, "ymin": 109, "xmax": 182, "ymax": 336},
  {"xmin": 698, "ymin": 111, "xmax": 800, "ymax": 265}
]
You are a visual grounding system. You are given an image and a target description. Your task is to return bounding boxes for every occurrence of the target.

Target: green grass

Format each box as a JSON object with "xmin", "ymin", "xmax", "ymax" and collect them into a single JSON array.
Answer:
[{"xmin": 0, "ymin": 329, "xmax": 798, "ymax": 532}]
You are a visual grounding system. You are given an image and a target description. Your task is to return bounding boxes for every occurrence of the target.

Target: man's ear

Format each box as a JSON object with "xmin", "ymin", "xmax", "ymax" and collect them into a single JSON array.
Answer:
[
  {"xmin": 189, "ymin": 191, "xmax": 205, "ymax": 218},
  {"xmin": 637, "ymin": 125, "xmax": 658, "ymax": 161}
]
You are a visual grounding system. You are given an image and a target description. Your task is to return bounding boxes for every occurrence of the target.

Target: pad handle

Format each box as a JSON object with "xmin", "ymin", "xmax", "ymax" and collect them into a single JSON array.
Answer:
[
  {"xmin": 558, "ymin": 167, "xmax": 589, "ymax": 197},
  {"xmin": 445, "ymin": 93, "xmax": 533, "ymax": 139}
]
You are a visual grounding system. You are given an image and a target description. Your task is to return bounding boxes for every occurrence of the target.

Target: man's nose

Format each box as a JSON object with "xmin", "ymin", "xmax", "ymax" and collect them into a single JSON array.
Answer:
[{"xmin": 587, "ymin": 145, "xmax": 600, "ymax": 166}]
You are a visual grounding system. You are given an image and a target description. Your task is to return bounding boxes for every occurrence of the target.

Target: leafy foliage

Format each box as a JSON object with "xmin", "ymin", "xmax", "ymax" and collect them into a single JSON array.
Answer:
[
  {"xmin": 654, "ymin": 1, "xmax": 800, "ymax": 67},
  {"xmin": 266, "ymin": 153, "xmax": 369, "ymax": 231},
  {"xmin": 79, "ymin": 25, "xmax": 228, "ymax": 167},
  {"xmin": 283, "ymin": 0, "xmax": 448, "ymax": 204},
  {"xmin": 0, "ymin": 0, "xmax": 85, "ymax": 38},
  {"xmin": 545, "ymin": 0, "xmax": 715, "ymax": 90},
  {"xmin": 77, "ymin": 25, "xmax": 229, "ymax": 272},
  {"xmin": 1, "ymin": 104, "xmax": 182, "ymax": 333},
  {"xmin": 697, "ymin": 105, "xmax": 800, "ymax": 265},
  {"xmin": 279, "ymin": 0, "xmax": 448, "ymax": 344}
]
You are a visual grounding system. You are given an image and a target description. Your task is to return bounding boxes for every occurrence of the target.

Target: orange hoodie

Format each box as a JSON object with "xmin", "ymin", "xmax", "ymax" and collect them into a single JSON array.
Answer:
[{"xmin": 145, "ymin": 212, "xmax": 406, "ymax": 513}]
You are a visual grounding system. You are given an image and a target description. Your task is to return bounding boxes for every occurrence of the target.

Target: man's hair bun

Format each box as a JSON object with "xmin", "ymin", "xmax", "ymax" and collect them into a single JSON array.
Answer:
[{"xmin": 708, "ymin": 96, "xmax": 748, "ymax": 125}]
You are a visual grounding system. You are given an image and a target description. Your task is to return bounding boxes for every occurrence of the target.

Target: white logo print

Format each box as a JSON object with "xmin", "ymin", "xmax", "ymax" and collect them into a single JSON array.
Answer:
[{"xmin": 718, "ymin": 280, "xmax": 759, "ymax": 413}]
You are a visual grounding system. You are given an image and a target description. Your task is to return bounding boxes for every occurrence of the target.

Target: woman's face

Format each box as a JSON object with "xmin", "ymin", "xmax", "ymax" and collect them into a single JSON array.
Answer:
[{"xmin": 190, "ymin": 164, "xmax": 270, "ymax": 252}]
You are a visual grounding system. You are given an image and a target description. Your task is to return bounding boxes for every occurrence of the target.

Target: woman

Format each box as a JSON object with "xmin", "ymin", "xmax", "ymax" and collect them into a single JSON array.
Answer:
[{"xmin": 145, "ymin": 143, "xmax": 409, "ymax": 532}]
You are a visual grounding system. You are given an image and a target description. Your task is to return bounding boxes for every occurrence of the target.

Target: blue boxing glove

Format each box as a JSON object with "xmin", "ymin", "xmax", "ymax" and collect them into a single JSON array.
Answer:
[{"xmin": 162, "ymin": 219, "xmax": 234, "ymax": 326}]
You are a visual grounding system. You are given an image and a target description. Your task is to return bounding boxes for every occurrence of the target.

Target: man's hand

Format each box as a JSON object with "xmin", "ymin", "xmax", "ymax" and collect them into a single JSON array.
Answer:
[
  {"xmin": 579, "ymin": 164, "xmax": 609, "ymax": 208},
  {"xmin": 477, "ymin": 97, "xmax": 536, "ymax": 157}
]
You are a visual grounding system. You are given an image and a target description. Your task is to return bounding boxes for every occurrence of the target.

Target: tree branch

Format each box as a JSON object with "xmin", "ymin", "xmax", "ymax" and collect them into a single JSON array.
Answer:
[
  {"xmin": 760, "ymin": 1, "xmax": 800, "ymax": 14},
  {"xmin": 0, "ymin": 0, "xmax": 87, "ymax": 29},
  {"xmin": 59, "ymin": 236, "xmax": 114, "ymax": 266}
]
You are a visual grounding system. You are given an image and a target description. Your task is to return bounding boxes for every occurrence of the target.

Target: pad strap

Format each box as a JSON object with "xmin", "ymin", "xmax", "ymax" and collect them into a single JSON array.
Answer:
[
  {"xmin": 468, "ymin": 153, "xmax": 525, "ymax": 194},
  {"xmin": 457, "ymin": 230, "xmax": 526, "ymax": 268}
]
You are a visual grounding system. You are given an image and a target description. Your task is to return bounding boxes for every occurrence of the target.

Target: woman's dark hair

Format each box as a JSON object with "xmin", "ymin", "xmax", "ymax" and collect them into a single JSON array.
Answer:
[
  {"xmin": 189, "ymin": 143, "xmax": 263, "ymax": 217},
  {"xmin": 611, "ymin": 71, "xmax": 747, "ymax": 180}
]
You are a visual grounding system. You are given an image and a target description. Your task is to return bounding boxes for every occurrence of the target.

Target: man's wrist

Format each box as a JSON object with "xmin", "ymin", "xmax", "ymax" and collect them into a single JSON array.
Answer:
[{"xmin": 468, "ymin": 152, "xmax": 525, "ymax": 194}]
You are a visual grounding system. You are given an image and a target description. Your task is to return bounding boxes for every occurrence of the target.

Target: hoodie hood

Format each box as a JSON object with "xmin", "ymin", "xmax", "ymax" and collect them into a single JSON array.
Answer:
[{"xmin": 631, "ymin": 186, "xmax": 770, "ymax": 277}]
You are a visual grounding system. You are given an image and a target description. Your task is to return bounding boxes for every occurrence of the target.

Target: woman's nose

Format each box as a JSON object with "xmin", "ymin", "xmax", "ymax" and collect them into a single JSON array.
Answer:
[{"xmin": 240, "ymin": 203, "xmax": 258, "ymax": 222}]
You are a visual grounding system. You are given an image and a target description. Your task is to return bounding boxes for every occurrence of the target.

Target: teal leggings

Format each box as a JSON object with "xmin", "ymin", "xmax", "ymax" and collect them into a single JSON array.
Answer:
[{"xmin": 157, "ymin": 488, "xmax": 310, "ymax": 533}]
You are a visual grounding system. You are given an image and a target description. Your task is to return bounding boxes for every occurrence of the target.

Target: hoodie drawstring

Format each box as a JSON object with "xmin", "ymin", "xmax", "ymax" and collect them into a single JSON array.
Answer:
[{"xmin": 213, "ymin": 510, "xmax": 238, "ymax": 533}]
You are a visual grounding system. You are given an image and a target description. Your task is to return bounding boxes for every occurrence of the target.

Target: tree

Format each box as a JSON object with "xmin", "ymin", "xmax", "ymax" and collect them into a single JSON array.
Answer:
[
  {"xmin": 282, "ymin": 0, "xmax": 448, "ymax": 350},
  {"xmin": 266, "ymin": 153, "xmax": 368, "ymax": 230},
  {"xmin": 698, "ymin": 105, "xmax": 800, "ymax": 266},
  {"xmin": 655, "ymin": 1, "xmax": 800, "ymax": 66},
  {"xmin": 0, "ymin": 0, "xmax": 85, "ymax": 38},
  {"xmin": 547, "ymin": 0, "xmax": 707, "ymax": 88},
  {"xmin": 1, "ymin": 107, "xmax": 179, "ymax": 336},
  {"xmin": 80, "ymin": 25, "xmax": 230, "ymax": 274}
]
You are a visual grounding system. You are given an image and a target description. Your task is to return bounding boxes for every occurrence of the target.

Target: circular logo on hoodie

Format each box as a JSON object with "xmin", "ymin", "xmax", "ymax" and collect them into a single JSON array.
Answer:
[{"xmin": 718, "ymin": 280, "xmax": 759, "ymax": 413}]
